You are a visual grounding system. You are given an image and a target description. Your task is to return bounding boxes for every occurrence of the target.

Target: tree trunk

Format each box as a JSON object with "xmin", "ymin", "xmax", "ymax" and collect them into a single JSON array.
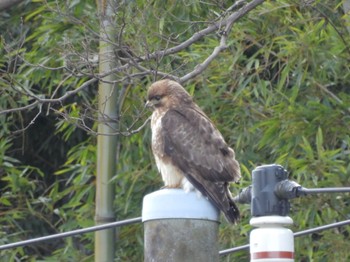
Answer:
[
  {"xmin": 343, "ymin": 0, "xmax": 350, "ymax": 34},
  {"xmin": 95, "ymin": 1, "xmax": 118, "ymax": 261}
]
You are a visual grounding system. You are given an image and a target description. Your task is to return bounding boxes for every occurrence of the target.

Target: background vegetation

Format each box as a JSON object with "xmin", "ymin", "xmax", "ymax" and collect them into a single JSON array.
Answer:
[{"xmin": 1, "ymin": 0, "xmax": 349, "ymax": 261}]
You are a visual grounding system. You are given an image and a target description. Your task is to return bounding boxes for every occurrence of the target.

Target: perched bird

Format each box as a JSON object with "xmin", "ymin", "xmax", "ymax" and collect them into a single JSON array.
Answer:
[{"xmin": 146, "ymin": 79, "xmax": 241, "ymax": 223}]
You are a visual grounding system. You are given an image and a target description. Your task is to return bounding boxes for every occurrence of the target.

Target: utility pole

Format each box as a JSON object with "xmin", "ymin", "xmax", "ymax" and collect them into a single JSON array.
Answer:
[{"xmin": 143, "ymin": 189, "xmax": 220, "ymax": 262}]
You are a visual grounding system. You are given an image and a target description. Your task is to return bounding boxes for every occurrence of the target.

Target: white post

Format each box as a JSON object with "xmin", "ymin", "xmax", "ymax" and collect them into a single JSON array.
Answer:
[
  {"xmin": 250, "ymin": 216, "xmax": 294, "ymax": 262},
  {"xmin": 142, "ymin": 189, "xmax": 220, "ymax": 262}
]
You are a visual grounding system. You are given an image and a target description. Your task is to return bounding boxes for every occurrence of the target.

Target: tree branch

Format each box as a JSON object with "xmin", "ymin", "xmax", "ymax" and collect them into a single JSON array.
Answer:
[
  {"xmin": 180, "ymin": 0, "xmax": 266, "ymax": 83},
  {"xmin": 0, "ymin": 100, "xmax": 40, "ymax": 115},
  {"xmin": 140, "ymin": 0, "xmax": 265, "ymax": 63},
  {"xmin": 0, "ymin": 0, "xmax": 24, "ymax": 11},
  {"xmin": 0, "ymin": 0, "xmax": 266, "ymax": 117},
  {"xmin": 10, "ymin": 104, "xmax": 43, "ymax": 135}
]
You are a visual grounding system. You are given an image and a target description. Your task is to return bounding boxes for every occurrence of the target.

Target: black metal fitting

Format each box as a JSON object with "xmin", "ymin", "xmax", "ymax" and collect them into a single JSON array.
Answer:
[
  {"xmin": 233, "ymin": 164, "xmax": 350, "ymax": 218},
  {"xmin": 251, "ymin": 164, "xmax": 290, "ymax": 217}
]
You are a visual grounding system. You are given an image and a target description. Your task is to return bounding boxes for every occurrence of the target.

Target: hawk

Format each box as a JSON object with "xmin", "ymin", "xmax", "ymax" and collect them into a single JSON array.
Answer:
[{"xmin": 146, "ymin": 79, "xmax": 241, "ymax": 223}]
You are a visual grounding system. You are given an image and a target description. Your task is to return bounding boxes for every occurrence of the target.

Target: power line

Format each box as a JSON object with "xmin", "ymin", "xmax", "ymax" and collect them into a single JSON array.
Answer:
[
  {"xmin": 219, "ymin": 244, "xmax": 249, "ymax": 256},
  {"xmin": 294, "ymin": 218, "xmax": 350, "ymax": 237},
  {"xmin": 219, "ymin": 218, "xmax": 350, "ymax": 256},
  {"xmin": 0, "ymin": 217, "xmax": 142, "ymax": 251},
  {"xmin": 1, "ymin": 216, "xmax": 350, "ymax": 257},
  {"xmin": 298, "ymin": 187, "xmax": 350, "ymax": 195}
]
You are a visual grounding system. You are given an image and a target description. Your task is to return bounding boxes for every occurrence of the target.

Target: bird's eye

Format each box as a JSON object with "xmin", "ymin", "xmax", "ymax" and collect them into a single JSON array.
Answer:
[{"xmin": 154, "ymin": 95, "xmax": 161, "ymax": 101}]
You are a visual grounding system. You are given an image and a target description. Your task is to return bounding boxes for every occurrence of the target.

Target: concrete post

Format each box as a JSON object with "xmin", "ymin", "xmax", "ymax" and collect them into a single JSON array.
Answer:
[{"xmin": 142, "ymin": 189, "xmax": 220, "ymax": 262}]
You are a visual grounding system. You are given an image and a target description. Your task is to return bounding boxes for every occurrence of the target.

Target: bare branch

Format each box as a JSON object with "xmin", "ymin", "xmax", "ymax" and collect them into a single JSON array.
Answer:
[
  {"xmin": 140, "ymin": 0, "xmax": 265, "ymax": 63},
  {"xmin": 316, "ymin": 83, "xmax": 342, "ymax": 105},
  {"xmin": 10, "ymin": 104, "xmax": 43, "ymax": 135},
  {"xmin": 50, "ymin": 106, "xmax": 151, "ymax": 137},
  {"xmin": 0, "ymin": 100, "xmax": 40, "ymax": 115},
  {"xmin": 1, "ymin": 0, "xmax": 267, "ymax": 121},
  {"xmin": 0, "ymin": 0, "xmax": 24, "ymax": 11},
  {"xmin": 121, "ymin": 116, "xmax": 151, "ymax": 136},
  {"xmin": 180, "ymin": 0, "xmax": 266, "ymax": 83}
]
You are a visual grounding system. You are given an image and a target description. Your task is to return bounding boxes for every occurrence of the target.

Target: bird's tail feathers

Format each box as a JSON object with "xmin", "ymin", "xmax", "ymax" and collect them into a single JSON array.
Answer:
[{"xmin": 223, "ymin": 195, "xmax": 240, "ymax": 224}]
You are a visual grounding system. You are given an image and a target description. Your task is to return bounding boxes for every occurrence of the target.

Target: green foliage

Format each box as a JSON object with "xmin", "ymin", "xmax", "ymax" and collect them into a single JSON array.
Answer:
[{"xmin": 1, "ymin": 0, "xmax": 350, "ymax": 261}]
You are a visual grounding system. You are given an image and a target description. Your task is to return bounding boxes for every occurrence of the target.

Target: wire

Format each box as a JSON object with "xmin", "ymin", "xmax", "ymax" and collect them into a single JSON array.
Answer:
[
  {"xmin": 0, "ymin": 217, "xmax": 142, "ymax": 251},
  {"xmin": 1, "ymin": 214, "xmax": 350, "ymax": 256},
  {"xmin": 298, "ymin": 187, "xmax": 350, "ymax": 195},
  {"xmin": 294, "ymin": 218, "xmax": 350, "ymax": 237},
  {"xmin": 219, "ymin": 244, "xmax": 249, "ymax": 255},
  {"xmin": 219, "ymin": 218, "xmax": 350, "ymax": 256}
]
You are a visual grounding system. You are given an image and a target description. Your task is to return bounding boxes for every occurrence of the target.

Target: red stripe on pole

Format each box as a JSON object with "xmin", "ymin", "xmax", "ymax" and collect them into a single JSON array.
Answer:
[{"xmin": 252, "ymin": 251, "xmax": 294, "ymax": 259}]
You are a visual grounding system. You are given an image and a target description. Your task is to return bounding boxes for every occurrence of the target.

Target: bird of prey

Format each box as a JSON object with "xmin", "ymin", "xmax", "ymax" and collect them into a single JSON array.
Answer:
[{"xmin": 146, "ymin": 79, "xmax": 241, "ymax": 223}]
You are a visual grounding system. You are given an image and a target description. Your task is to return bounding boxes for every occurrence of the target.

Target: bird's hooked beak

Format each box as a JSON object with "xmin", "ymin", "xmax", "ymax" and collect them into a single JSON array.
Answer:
[{"xmin": 145, "ymin": 100, "xmax": 154, "ymax": 109}]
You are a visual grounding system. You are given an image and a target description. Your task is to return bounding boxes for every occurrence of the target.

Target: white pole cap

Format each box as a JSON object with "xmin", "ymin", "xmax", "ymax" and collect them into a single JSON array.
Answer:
[{"xmin": 142, "ymin": 189, "xmax": 220, "ymax": 222}]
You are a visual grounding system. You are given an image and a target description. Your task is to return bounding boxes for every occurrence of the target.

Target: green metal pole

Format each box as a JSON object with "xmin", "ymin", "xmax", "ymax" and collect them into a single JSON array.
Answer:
[{"xmin": 95, "ymin": 1, "xmax": 118, "ymax": 261}]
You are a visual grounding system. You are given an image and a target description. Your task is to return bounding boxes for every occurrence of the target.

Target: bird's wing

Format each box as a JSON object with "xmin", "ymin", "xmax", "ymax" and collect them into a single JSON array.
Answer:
[
  {"xmin": 161, "ymin": 107, "xmax": 241, "ymax": 223},
  {"xmin": 161, "ymin": 107, "xmax": 241, "ymax": 183}
]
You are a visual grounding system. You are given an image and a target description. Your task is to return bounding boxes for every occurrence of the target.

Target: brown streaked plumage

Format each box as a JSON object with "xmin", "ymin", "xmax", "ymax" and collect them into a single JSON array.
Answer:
[{"xmin": 146, "ymin": 79, "xmax": 241, "ymax": 223}]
